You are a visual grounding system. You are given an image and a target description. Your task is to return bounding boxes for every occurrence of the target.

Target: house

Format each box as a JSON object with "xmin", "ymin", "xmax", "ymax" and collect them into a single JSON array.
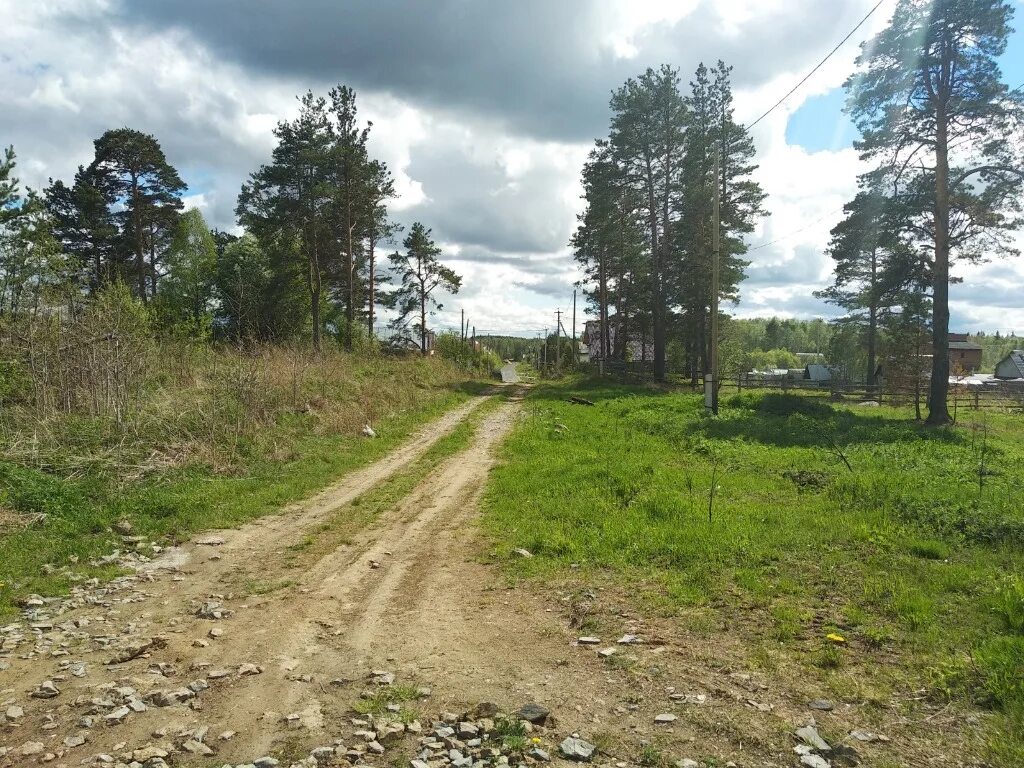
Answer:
[
  {"xmin": 803, "ymin": 364, "xmax": 832, "ymax": 383},
  {"xmin": 948, "ymin": 333, "xmax": 983, "ymax": 372},
  {"xmin": 582, "ymin": 317, "xmax": 654, "ymax": 362},
  {"xmin": 995, "ymin": 350, "xmax": 1024, "ymax": 380}
]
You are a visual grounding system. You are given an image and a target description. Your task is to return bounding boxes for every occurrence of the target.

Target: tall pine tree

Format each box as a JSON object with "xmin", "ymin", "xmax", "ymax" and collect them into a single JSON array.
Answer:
[{"xmin": 848, "ymin": 0, "xmax": 1024, "ymax": 423}]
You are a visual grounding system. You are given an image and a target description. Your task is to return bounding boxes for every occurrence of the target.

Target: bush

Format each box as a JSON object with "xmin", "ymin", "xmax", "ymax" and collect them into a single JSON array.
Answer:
[{"xmin": 434, "ymin": 332, "xmax": 501, "ymax": 376}]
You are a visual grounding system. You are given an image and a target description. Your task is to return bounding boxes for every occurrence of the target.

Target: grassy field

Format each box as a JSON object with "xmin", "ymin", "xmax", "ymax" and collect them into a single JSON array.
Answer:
[
  {"xmin": 482, "ymin": 378, "xmax": 1024, "ymax": 764},
  {"xmin": 0, "ymin": 351, "xmax": 483, "ymax": 616}
]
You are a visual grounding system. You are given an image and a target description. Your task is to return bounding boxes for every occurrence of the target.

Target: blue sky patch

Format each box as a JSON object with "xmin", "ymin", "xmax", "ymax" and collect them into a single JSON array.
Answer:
[{"xmin": 785, "ymin": 22, "xmax": 1024, "ymax": 153}]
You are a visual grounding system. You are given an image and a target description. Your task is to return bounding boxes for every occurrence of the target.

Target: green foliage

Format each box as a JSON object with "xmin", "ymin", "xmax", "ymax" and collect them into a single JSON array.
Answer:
[
  {"xmin": 214, "ymin": 233, "xmax": 272, "ymax": 341},
  {"xmin": 434, "ymin": 332, "xmax": 500, "ymax": 375},
  {"xmin": 744, "ymin": 347, "xmax": 800, "ymax": 371},
  {"xmin": 155, "ymin": 208, "xmax": 217, "ymax": 338},
  {"xmin": 384, "ymin": 222, "xmax": 461, "ymax": 353}
]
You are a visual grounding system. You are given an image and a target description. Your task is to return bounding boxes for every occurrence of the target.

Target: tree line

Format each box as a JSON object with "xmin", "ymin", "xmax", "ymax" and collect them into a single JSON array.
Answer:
[
  {"xmin": 572, "ymin": 60, "xmax": 766, "ymax": 383},
  {"xmin": 575, "ymin": 0, "xmax": 1024, "ymax": 425},
  {"xmin": 817, "ymin": 0, "xmax": 1023, "ymax": 423},
  {"xmin": 0, "ymin": 86, "xmax": 462, "ymax": 356}
]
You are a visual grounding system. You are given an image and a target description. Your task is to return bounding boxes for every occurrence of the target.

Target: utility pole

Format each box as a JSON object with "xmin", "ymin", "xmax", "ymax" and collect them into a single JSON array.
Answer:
[
  {"xmin": 554, "ymin": 310, "xmax": 562, "ymax": 374},
  {"xmin": 708, "ymin": 146, "xmax": 721, "ymax": 415},
  {"xmin": 461, "ymin": 308, "xmax": 465, "ymax": 342},
  {"xmin": 542, "ymin": 328, "xmax": 548, "ymax": 372},
  {"xmin": 572, "ymin": 290, "xmax": 577, "ymax": 367}
]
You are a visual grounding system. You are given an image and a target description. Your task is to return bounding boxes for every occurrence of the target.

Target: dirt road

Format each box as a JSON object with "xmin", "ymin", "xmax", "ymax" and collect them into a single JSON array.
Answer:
[
  {"xmin": 0, "ymin": 392, "xmax": 919, "ymax": 768},
  {"xmin": 0, "ymin": 393, "xmax": 634, "ymax": 768}
]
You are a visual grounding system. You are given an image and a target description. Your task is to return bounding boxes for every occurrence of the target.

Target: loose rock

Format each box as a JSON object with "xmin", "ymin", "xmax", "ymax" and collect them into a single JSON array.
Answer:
[
  {"xmin": 560, "ymin": 737, "xmax": 596, "ymax": 762},
  {"xmin": 515, "ymin": 703, "xmax": 551, "ymax": 725}
]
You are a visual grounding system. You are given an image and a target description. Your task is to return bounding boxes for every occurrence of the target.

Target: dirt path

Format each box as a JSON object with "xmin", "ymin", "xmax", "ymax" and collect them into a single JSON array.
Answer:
[
  {"xmin": 1, "ymin": 393, "xmax": 629, "ymax": 768},
  {"xmin": 0, "ymin": 390, "xmax": 924, "ymax": 768}
]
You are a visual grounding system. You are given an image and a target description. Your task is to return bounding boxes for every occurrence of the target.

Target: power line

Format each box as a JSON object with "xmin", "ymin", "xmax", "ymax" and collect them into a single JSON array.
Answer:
[
  {"xmin": 745, "ymin": 0, "xmax": 885, "ymax": 130},
  {"xmin": 746, "ymin": 206, "xmax": 846, "ymax": 252}
]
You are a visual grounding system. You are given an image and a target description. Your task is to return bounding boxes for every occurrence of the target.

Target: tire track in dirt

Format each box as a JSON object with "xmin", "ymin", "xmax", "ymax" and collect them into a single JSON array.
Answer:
[{"xmin": 0, "ymin": 395, "xmax": 504, "ymax": 763}]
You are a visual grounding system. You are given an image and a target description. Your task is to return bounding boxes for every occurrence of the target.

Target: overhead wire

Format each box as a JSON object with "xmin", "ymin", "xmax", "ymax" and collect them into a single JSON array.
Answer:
[{"xmin": 744, "ymin": 0, "xmax": 886, "ymax": 130}]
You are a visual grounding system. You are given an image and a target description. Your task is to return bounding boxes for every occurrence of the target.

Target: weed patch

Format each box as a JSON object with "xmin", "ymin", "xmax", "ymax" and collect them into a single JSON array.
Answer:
[{"xmin": 482, "ymin": 380, "xmax": 1024, "ymax": 762}]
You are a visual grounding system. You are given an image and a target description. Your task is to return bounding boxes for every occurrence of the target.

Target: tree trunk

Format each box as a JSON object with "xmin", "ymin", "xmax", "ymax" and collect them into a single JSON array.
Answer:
[
  {"xmin": 643, "ymin": 158, "xmax": 666, "ymax": 379},
  {"xmin": 132, "ymin": 174, "xmax": 146, "ymax": 302},
  {"xmin": 927, "ymin": 102, "xmax": 952, "ymax": 425},
  {"xmin": 310, "ymin": 219, "xmax": 322, "ymax": 353},
  {"xmin": 419, "ymin": 255, "xmax": 427, "ymax": 355},
  {"xmin": 367, "ymin": 234, "xmax": 375, "ymax": 339},
  {"xmin": 598, "ymin": 250, "xmax": 609, "ymax": 362},
  {"xmin": 867, "ymin": 247, "xmax": 877, "ymax": 388},
  {"xmin": 148, "ymin": 223, "xmax": 159, "ymax": 297},
  {"xmin": 346, "ymin": 197, "xmax": 355, "ymax": 350},
  {"xmin": 311, "ymin": 282, "xmax": 322, "ymax": 353},
  {"xmin": 619, "ymin": 271, "xmax": 629, "ymax": 362}
]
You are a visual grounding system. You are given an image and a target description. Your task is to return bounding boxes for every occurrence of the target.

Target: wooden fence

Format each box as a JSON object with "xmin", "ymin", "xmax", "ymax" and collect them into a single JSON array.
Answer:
[{"xmin": 585, "ymin": 362, "xmax": 1024, "ymax": 413}]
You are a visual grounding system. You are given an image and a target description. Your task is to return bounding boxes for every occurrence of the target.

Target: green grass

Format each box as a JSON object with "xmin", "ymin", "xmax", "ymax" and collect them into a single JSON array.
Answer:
[
  {"xmin": 352, "ymin": 682, "xmax": 424, "ymax": 719},
  {"xmin": 0, "ymin": 382, "xmax": 475, "ymax": 615},
  {"xmin": 481, "ymin": 378, "xmax": 1024, "ymax": 764}
]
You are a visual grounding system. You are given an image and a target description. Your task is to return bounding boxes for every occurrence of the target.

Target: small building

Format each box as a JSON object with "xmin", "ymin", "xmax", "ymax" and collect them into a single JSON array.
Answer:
[
  {"xmin": 803, "ymin": 364, "xmax": 832, "ymax": 383},
  {"xmin": 948, "ymin": 333, "xmax": 983, "ymax": 372},
  {"xmin": 995, "ymin": 350, "xmax": 1024, "ymax": 380}
]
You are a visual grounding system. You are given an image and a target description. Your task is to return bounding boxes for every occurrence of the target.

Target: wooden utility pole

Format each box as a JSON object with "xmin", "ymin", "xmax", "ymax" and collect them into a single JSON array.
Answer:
[
  {"xmin": 461, "ymin": 308, "xmax": 465, "ymax": 342},
  {"xmin": 571, "ymin": 290, "xmax": 577, "ymax": 367},
  {"xmin": 542, "ymin": 328, "xmax": 548, "ymax": 371},
  {"xmin": 709, "ymin": 146, "xmax": 721, "ymax": 415},
  {"xmin": 554, "ymin": 310, "xmax": 562, "ymax": 374}
]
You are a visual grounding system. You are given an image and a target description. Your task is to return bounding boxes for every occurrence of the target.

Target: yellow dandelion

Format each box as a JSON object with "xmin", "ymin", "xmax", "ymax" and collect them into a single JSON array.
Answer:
[
  {"xmin": 826, "ymin": 632, "xmax": 846, "ymax": 644},
  {"xmin": 532, "ymin": 737, "xmax": 541, "ymax": 744}
]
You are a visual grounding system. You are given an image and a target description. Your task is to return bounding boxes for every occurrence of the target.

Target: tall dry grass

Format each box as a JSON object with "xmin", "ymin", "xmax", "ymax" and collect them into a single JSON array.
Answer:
[{"xmin": 1, "ymin": 310, "xmax": 469, "ymax": 480}]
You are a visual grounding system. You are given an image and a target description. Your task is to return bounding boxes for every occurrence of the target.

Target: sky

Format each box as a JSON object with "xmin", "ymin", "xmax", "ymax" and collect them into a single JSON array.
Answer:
[{"xmin": 1, "ymin": 0, "xmax": 1023, "ymax": 337}]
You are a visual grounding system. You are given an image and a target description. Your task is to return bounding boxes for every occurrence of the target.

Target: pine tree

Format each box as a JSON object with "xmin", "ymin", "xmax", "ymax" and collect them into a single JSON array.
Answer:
[
  {"xmin": 609, "ymin": 65, "xmax": 688, "ymax": 379},
  {"xmin": 328, "ymin": 86, "xmax": 373, "ymax": 349},
  {"xmin": 385, "ymin": 223, "xmax": 461, "ymax": 354},
  {"xmin": 816, "ymin": 189, "xmax": 895, "ymax": 386},
  {"xmin": 848, "ymin": 0, "xmax": 1024, "ymax": 423},
  {"xmin": 88, "ymin": 129, "xmax": 185, "ymax": 301},
  {"xmin": 677, "ymin": 61, "xmax": 765, "ymax": 382},
  {"xmin": 238, "ymin": 92, "xmax": 335, "ymax": 351},
  {"xmin": 45, "ymin": 167, "xmax": 119, "ymax": 294}
]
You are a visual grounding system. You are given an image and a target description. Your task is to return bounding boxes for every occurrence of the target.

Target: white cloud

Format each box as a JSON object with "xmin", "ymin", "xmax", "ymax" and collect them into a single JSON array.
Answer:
[{"xmin": 3, "ymin": 0, "xmax": 1017, "ymax": 334}]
